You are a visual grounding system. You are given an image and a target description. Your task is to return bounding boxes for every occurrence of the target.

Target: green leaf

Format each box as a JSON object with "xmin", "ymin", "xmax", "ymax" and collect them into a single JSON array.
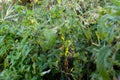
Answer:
[
  {"xmin": 112, "ymin": 0, "xmax": 120, "ymax": 6},
  {"xmin": 40, "ymin": 28, "xmax": 57, "ymax": 52},
  {"xmin": 0, "ymin": 36, "xmax": 5, "ymax": 46},
  {"xmin": 97, "ymin": 14, "xmax": 119, "ymax": 43},
  {"xmin": 96, "ymin": 46, "xmax": 112, "ymax": 80},
  {"xmin": 81, "ymin": 27, "xmax": 91, "ymax": 41},
  {"xmin": 57, "ymin": 0, "xmax": 62, "ymax": 4}
]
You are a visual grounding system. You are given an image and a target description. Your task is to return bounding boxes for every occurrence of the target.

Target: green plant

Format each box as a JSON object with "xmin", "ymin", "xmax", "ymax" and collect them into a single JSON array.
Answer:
[
  {"xmin": 94, "ymin": 0, "xmax": 120, "ymax": 80},
  {"xmin": 0, "ymin": 0, "xmax": 120, "ymax": 80}
]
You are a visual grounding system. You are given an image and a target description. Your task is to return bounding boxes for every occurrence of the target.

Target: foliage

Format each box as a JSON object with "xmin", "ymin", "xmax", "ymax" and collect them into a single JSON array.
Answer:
[{"xmin": 0, "ymin": 0, "xmax": 120, "ymax": 80}]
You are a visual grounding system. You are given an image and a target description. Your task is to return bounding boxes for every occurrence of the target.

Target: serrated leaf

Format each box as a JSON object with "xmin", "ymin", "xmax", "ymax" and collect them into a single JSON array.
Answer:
[{"xmin": 96, "ymin": 46, "xmax": 112, "ymax": 80}]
